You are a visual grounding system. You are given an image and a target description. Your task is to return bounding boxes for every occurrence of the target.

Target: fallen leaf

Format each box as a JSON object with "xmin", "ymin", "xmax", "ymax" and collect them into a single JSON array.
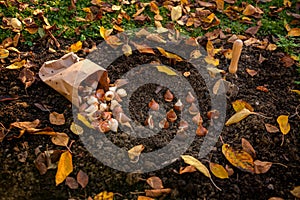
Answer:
[
  {"xmin": 225, "ymin": 108, "xmax": 253, "ymax": 126},
  {"xmin": 0, "ymin": 48, "xmax": 9, "ymax": 59},
  {"xmin": 288, "ymin": 28, "xmax": 300, "ymax": 37},
  {"xmin": 137, "ymin": 196, "xmax": 155, "ymax": 200},
  {"xmin": 277, "ymin": 115, "xmax": 290, "ymax": 135},
  {"xmin": 181, "ymin": 155, "xmax": 221, "ymax": 191},
  {"xmin": 78, "ymin": 113, "xmax": 94, "ymax": 129},
  {"xmin": 222, "ymin": 144, "xmax": 255, "ymax": 173},
  {"xmin": 10, "ymin": 119, "xmax": 40, "ymax": 135},
  {"xmin": 131, "ymin": 42, "xmax": 155, "ymax": 54},
  {"xmin": 268, "ymin": 197, "xmax": 284, "ymax": 200},
  {"xmin": 6, "ymin": 60, "xmax": 26, "ymax": 69},
  {"xmin": 122, "ymin": 44, "xmax": 132, "ymax": 57},
  {"xmin": 215, "ymin": 0, "xmax": 224, "ymax": 11},
  {"xmin": 70, "ymin": 41, "xmax": 82, "ymax": 53},
  {"xmin": 156, "ymin": 65, "xmax": 177, "ymax": 76},
  {"xmin": 254, "ymin": 160, "xmax": 272, "ymax": 174},
  {"xmin": 70, "ymin": 122, "xmax": 83, "ymax": 135},
  {"xmin": 246, "ymin": 68, "xmax": 258, "ymax": 77},
  {"xmin": 128, "ymin": 144, "xmax": 144, "ymax": 163},
  {"xmin": 258, "ymin": 54, "xmax": 267, "ymax": 64},
  {"xmin": 56, "ymin": 151, "xmax": 73, "ymax": 185},
  {"xmin": 99, "ymin": 26, "xmax": 113, "ymax": 40},
  {"xmin": 51, "ymin": 132, "xmax": 69, "ymax": 146},
  {"xmin": 146, "ymin": 176, "xmax": 163, "ymax": 189},
  {"xmin": 207, "ymin": 67, "xmax": 225, "ymax": 78},
  {"xmin": 94, "ymin": 191, "xmax": 114, "ymax": 200},
  {"xmin": 145, "ymin": 188, "xmax": 172, "ymax": 198},
  {"xmin": 266, "ymin": 43, "xmax": 277, "ymax": 51},
  {"xmin": 179, "ymin": 165, "xmax": 197, "ymax": 174},
  {"xmin": 19, "ymin": 68, "xmax": 35, "ymax": 89},
  {"xmin": 256, "ymin": 85, "xmax": 269, "ymax": 92},
  {"xmin": 232, "ymin": 100, "xmax": 254, "ymax": 112},
  {"xmin": 225, "ymin": 164, "xmax": 234, "ymax": 176},
  {"xmin": 209, "ymin": 162, "xmax": 229, "ymax": 179},
  {"xmin": 281, "ymin": 55, "xmax": 295, "ymax": 67},
  {"xmin": 291, "ymin": 89, "xmax": 300, "ymax": 96},
  {"xmin": 171, "ymin": 5, "xmax": 182, "ymax": 21},
  {"xmin": 205, "ymin": 55, "xmax": 219, "ymax": 66},
  {"xmin": 241, "ymin": 138, "xmax": 256, "ymax": 158},
  {"xmin": 290, "ymin": 186, "xmax": 300, "ymax": 198},
  {"xmin": 157, "ymin": 47, "xmax": 183, "ymax": 61},
  {"xmin": 146, "ymin": 34, "xmax": 166, "ymax": 44},
  {"xmin": 265, "ymin": 123, "xmax": 279, "ymax": 133},
  {"xmin": 77, "ymin": 170, "xmax": 89, "ymax": 188},
  {"xmin": 49, "ymin": 112, "xmax": 65, "ymax": 125},
  {"xmin": 65, "ymin": 177, "xmax": 79, "ymax": 189}
]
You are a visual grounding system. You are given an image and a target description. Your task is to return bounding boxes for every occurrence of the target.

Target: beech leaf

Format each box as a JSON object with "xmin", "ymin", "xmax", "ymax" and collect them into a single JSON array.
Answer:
[
  {"xmin": 6, "ymin": 60, "xmax": 26, "ymax": 69},
  {"xmin": 157, "ymin": 47, "xmax": 183, "ymax": 61},
  {"xmin": 56, "ymin": 151, "xmax": 73, "ymax": 186},
  {"xmin": 209, "ymin": 162, "xmax": 229, "ymax": 179},
  {"xmin": 145, "ymin": 188, "xmax": 172, "ymax": 198},
  {"xmin": 0, "ymin": 48, "xmax": 9, "ymax": 59}
]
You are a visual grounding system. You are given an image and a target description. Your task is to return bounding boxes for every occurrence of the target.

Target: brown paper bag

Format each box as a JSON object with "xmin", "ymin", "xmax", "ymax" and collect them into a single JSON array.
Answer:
[{"xmin": 39, "ymin": 52, "xmax": 108, "ymax": 107}]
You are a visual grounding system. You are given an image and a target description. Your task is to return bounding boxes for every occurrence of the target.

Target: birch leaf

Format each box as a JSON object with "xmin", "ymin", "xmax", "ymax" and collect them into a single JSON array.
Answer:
[
  {"xmin": 51, "ymin": 132, "xmax": 69, "ymax": 146},
  {"xmin": 225, "ymin": 108, "xmax": 253, "ymax": 126},
  {"xmin": 209, "ymin": 162, "xmax": 229, "ymax": 179}
]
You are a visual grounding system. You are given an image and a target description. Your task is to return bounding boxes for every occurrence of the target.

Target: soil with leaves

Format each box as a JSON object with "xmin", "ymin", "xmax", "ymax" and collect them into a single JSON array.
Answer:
[{"xmin": 1, "ymin": 0, "xmax": 300, "ymax": 200}]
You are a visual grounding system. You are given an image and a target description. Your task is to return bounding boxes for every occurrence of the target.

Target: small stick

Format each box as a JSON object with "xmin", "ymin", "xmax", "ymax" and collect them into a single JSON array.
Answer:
[{"xmin": 229, "ymin": 39, "xmax": 243, "ymax": 74}]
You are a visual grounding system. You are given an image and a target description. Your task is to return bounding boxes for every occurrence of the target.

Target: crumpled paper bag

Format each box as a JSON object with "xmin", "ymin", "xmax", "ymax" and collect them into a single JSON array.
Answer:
[{"xmin": 39, "ymin": 52, "xmax": 108, "ymax": 107}]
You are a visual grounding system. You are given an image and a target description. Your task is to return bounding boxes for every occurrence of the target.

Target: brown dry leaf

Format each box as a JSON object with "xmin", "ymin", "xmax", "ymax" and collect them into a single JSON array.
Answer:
[
  {"xmin": 207, "ymin": 67, "xmax": 225, "ymax": 78},
  {"xmin": 145, "ymin": 188, "xmax": 172, "ymax": 198},
  {"xmin": 266, "ymin": 43, "xmax": 277, "ymax": 51},
  {"xmin": 290, "ymin": 186, "xmax": 300, "ymax": 198},
  {"xmin": 0, "ymin": 48, "xmax": 9, "ymax": 59},
  {"xmin": 77, "ymin": 170, "xmax": 89, "ymax": 188},
  {"xmin": 146, "ymin": 34, "xmax": 166, "ymax": 44},
  {"xmin": 222, "ymin": 144, "xmax": 255, "ymax": 173},
  {"xmin": 19, "ymin": 68, "xmax": 35, "ymax": 89},
  {"xmin": 258, "ymin": 54, "xmax": 267, "ymax": 64},
  {"xmin": 245, "ymin": 26, "xmax": 260, "ymax": 35},
  {"xmin": 137, "ymin": 196, "xmax": 155, "ymax": 200},
  {"xmin": 209, "ymin": 162, "xmax": 229, "ymax": 179},
  {"xmin": 223, "ymin": 49, "xmax": 232, "ymax": 59},
  {"xmin": 131, "ymin": 42, "xmax": 155, "ymax": 54},
  {"xmin": 105, "ymin": 35, "xmax": 123, "ymax": 48},
  {"xmin": 157, "ymin": 47, "xmax": 183, "ymax": 61},
  {"xmin": 128, "ymin": 144, "xmax": 144, "ymax": 163},
  {"xmin": 246, "ymin": 68, "xmax": 258, "ymax": 77},
  {"xmin": 171, "ymin": 5, "xmax": 182, "ymax": 21},
  {"xmin": 51, "ymin": 132, "xmax": 69, "ymax": 146},
  {"xmin": 190, "ymin": 49, "xmax": 202, "ymax": 59},
  {"xmin": 225, "ymin": 108, "xmax": 253, "ymax": 126},
  {"xmin": 146, "ymin": 176, "xmax": 163, "ymax": 189},
  {"xmin": 277, "ymin": 115, "xmax": 290, "ymax": 135},
  {"xmin": 268, "ymin": 197, "xmax": 284, "ymax": 200},
  {"xmin": 232, "ymin": 100, "xmax": 254, "ymax": 112},
  {"xmin": 49, "ymin": 112, "xmax": 65, "ymax": 125},
  {"xmin": 206, "ymin": 40, "xmax": 215, "ymax": 57},
  {"xmin": 113, "ymin": 24, "xmax": 124, "ymax": 32},
  {"xmin": 78, "ymin": 113, "xmax": 94, "ymax": 129},
  {"xmin": 241, "ymin": 138, "xmax": 256, "ymax": 158},
  {"xmin": 215, "ymin": 0, "xmax": 224, "ymax": 11},
  {"xmin": 256, "ymin": 85, "xmax": 269, "ymax": 92},
  {"xmin": 6, "ymin": 59, "xmax": 26, "ymax": 69},
  {"xmin": 65, "ymin": 177, "xmax": 79, "ymax": 189},
  {"xmin": 70, "ymin": 122, "xmax": 84, "ymax": 135},
  {"xmin": 225, "ymin": 164, "xmax": 234, "ymax": 176},
  {"xmin": 150, "ymin": 1, "xmax": 159, "ymax": 15},
  {"xmin": 281, "ymin": 55, "xmax": 295, "ymax": 67},
  {"xmin": 179, "ymin": 165, "xmax": 197, "ymax": 174},
  {"xmin": 122, "ymin": 44, "xmax": 132, "ymax": 57},
  {"xmin": 181, "ymin": 155, "xmax": 221, "ymax": 191},
  {"xmin": 70, "ymin": 41, "xmax": 82, "ymax": 53},
  {"xmin": 55, "ymin": 151, "xmax": 73, "ymax": 185},
  {"xmin": 10, "ymin": 119, "xmax": 40, "ymax": 134},
  {"xmin": 94, "ymin": 191, "xmax": 114, "ymax": 200},
  {"xmin": 254, "ymin": 160, "xmax": 272, "ymax": 174},
  {"xmin": 265, "ymin": 123, "xmax": 280, "ymax": 133},
  {"xmin": 288, "ymin": 28, "xmax": 300, "ymax": 37},
  {"xmin": 156, "ymin": 65, "xmax": 177, "ymax": 76}
]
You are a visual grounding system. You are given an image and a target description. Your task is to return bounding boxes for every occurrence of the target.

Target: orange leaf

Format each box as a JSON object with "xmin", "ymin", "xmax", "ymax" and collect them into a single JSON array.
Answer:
[
  {"xmin": 70, "ymin": 41, "xmax": 82, "ymax": 53},
  {"xmin": 246, "ymin": 68, "xmax": 258, "ymax": 77},
  {"xmin": 145, "ymin": 188, "xmax": 172, "ymax": 198},
  {"xmin": 256, "ymin": 85, "xmax": 269, "ymax": 92},
  {"xmin": 157, "ymin": 47, "xmax": 183, "ymax": 61},
  {"xmin": 254, "ymin": 160, "xmax": 272, "ymax": 174},
  {"xmin": 206, "ymin": 40, "xmax": 215, "ymax": 57},
  {"xmin": 146, "ymin": 176, "xmax": 163, "ymax": 189},
  {"xmin": 215, "ymin": 0, "xmax": 224, "ymax": 11},
  {"xmin": 49, "ymin": 112, "xmax": 65, "ymax": 125},
  {"xmin": 137, "ymin": 196, "xmax": 155, "ymax": 200},
  {"xmin": 131, "ymin": 42, "xmax": 155, "ymax": 54},
  {"xmin": 222, "ymin": 144, "xmax": 255, "ymax": 173},
  {"xmin": 150, "ymin": 1, "xmax": 159, "ymax": 15},
  {"xmin": 241, "ymin": 138, "xmax": 256, "ymax": 158},
  {"xmin": 0, "ymin": 48, "xmax": 9, "ymax": 59},
  {"xmin": 94, "ymin": 191, "xmax": 114, "ymax": 200},
  {"xmin": 232, "ymin": 100, "xmax": 254, "ymax": 112},
  {"xmin": 55, "ymin": 151, "xmax": 73, "ymax": 185},
  {"xmin": 209, "ymin": 162, "xmax": 229, "ymax": 179},
  {"xmin": 288, "ymin": 28, "xmax": 300, "ymax": 37},
  {"xmin": 277, "ymin": 115, "xmax": 290, "ymax": 135},
  {"xmin": 179, "ymin": 165, "xmax": 197, "ymax": 174}
]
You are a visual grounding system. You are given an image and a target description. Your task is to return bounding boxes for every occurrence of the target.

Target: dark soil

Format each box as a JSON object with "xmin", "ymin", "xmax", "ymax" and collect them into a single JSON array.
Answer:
[{"xmin": 0, "ymin": 36, "xmax": 299, "ymax": 200}]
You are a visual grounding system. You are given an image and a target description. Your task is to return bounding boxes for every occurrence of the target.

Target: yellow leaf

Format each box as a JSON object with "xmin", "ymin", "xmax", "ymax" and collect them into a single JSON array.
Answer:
[
  {"xmin": 70, "ymin": 122, "xmax": 83, "ymax": 135},
  {"xmin": 94, "ymin": 191, "xmax": 114, "ymax": 200},
  {"xmin": 77, "ymin": 113, "xmax": 94, "ymax": 129},
  {"xmin": 157, "ymin": 47, "xmax": 183, "ymax": 61},
  {"xmin": 128, "ymin": 144, "xmax": 144, "ymax": 163},
  {"xmin": 156, "ymin": 65, "xmax": 177, "ymax": 76},
  {"xmin": 225, "ymin": 108, "xmax": 253, "ymax": 126},
  {"xmin": 232, "ymin": 100, "xmax": 254, "ymax": 112},
  {"xmin": 56, "ymin": 151, "xmax": 73, "ymax": 186},
  {"xmin": 0, "ymin": 48, "xmax": 9, "ymax": 59},
  {"xmin": 70, "ymin": 41, "xmax": 82, "ymax": 53},
  {"xmin": 288, "ymin": 28, "xmax": 300, "ymax": 37},
  {"xmin": 283, "ymin": 0, "xmax": 291, "ymax": 7},
  {"xmin": 51, "ymin": 132, "xmax": 69, "ymax": 146},
  {"xmin": 291, "ymin": 90, "xmax": 300, "ymax": 96},
  {"xmin": 99, "ymin": 26, "xmax": 113, "ymax": 40},
  {"xmin": 6, "ymin": 60, "xmax": 26, "ymax": 69},
  {"xmin": 206, "ymin": 40, "xmax": 215, "ymax": 57},
  {"xmin": 290, "ymin": 186, "xmax": 300, "ymax": 198},
  {"xmin": 205, "ymin": 56, "xmax": 219, "ymax": 66},
  {"xmin": 209, "ymin": 162, "xmax": 229, "ymax": 179},
  {"xmin": 171, "ymin": 5, "xmax": 182, "ymax": 21},
  {"xmin": 82, "ymin": 7, "xmax": 91, "ymax": 13},
  {"xmin": 222, "ymin": 144, "xmax": 255, "ymax": 173},
  {"xmin": 181, "ymin": 155, "xmax": 221, "ymax": 191},
  {"xmin": 276, "ymin": 115, "xmax": 290, "ymax": 135}
]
